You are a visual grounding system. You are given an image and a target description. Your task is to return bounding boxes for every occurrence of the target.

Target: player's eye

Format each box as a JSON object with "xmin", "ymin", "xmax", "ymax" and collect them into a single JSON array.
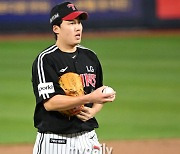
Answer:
[
  {"xmin": 68, "ymin": 21, "xmax": 75, "ymax": 24},
  {"xmin": 78, "ymin": 20, "xmax": 81, "ymax": 24}
]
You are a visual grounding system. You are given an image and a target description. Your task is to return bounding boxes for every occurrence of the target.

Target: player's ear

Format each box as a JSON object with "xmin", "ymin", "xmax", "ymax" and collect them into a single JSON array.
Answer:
[{"xmin": 53, "ymin": 25, "xmax": 60, "ymax": 34}]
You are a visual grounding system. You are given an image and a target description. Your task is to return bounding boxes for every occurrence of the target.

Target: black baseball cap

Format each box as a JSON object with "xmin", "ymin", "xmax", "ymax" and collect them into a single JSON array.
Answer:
[{"xmin": 50, "ymin": 2, "xmax": 88, "ymax": 25}]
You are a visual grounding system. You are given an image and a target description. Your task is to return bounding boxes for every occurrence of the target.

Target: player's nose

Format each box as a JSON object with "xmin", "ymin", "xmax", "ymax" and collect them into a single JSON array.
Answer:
[{"xmin": 75, "ymin": 24, "xmax": 82, "ymax": 32}]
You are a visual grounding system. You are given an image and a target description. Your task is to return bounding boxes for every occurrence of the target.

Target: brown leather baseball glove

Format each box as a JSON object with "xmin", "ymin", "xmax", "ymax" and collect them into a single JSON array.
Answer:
[{"xmin": 58, "ymin": 72, "xmax": 84, "ymax": 117}]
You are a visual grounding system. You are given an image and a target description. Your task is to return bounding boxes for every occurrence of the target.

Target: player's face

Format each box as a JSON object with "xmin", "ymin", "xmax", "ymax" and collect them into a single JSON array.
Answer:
[{"xmin": 57, "ymin": 18, "xmax": 83, "ymax": 46}]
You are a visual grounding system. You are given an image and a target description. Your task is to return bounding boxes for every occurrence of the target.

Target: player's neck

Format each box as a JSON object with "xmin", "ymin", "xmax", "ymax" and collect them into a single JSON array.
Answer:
[{"xmin": 56, "ymin": 41, "xmax": 76, "ymax": 53}]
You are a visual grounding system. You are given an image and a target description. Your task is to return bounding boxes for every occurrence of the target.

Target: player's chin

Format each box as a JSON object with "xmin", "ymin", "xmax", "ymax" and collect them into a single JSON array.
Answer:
[
  {"xmin": 70, "ymin": 37, "xmax": 81, "ymax": 47},
  {"xmin": 73, "ymin": 40, "xmax": 81, "ymax": 46},
  {"xmin": 76, "ymin": 38, "xmax": 81, "ymax": 43}
]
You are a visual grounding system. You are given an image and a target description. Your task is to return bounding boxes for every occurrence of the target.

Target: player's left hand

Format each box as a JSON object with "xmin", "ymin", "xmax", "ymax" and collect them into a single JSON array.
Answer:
[{"xmin": 76, "ymin": 106, "xmax": 96, "ymax": 122}]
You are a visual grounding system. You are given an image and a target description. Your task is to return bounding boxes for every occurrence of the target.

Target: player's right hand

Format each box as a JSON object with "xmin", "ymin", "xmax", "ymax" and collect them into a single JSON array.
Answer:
[{"xmin": 88, "ymin": 86, "xmax": 116, "ymax": 104}]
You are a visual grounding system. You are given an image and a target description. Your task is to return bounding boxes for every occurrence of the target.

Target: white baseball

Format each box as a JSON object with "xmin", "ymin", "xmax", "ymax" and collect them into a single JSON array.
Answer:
[{"xmin": 102, "ymin": 86, "xmax": 115, "ymax": 94}]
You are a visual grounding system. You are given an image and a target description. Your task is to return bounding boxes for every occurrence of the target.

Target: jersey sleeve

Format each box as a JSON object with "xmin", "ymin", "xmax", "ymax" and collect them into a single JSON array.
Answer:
[{"xmin": 32, "ymin": 54, "xmax": 64, "ymax": 105}]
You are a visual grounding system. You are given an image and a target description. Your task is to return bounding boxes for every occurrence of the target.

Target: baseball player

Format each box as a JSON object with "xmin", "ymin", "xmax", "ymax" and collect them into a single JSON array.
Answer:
[{"xmin": 32, "ymin": 2, "xmax": 116, "ymax": 154}]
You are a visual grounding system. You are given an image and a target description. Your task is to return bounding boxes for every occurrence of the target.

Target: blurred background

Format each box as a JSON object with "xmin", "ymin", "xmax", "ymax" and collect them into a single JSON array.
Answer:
[
  {"xmin": 0, "ymin": 0, "xmax": 180, "ymax": 33},
  {"xmin": 0, "ymin": 0, "xmax": 180, "ymax": 149}
]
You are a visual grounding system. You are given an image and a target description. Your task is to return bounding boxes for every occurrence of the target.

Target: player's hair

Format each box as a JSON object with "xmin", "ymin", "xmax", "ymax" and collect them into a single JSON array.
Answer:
[{"xmin": 52, "ymin": 20, "xmax": 62, "ymax": 40}]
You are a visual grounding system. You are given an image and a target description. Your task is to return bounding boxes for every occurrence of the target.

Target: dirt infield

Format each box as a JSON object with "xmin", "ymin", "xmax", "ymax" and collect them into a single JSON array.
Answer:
[
  {"xmin": 0, "ymin": 139, "xmax": 180, "ymax": 154},
  {"xmin": 104, "ymin": 139, "xmax": 180, "ymax": 154}
]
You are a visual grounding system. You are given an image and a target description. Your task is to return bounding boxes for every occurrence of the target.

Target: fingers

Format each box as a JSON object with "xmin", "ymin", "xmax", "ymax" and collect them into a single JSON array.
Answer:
[
  {"xmin": 89, "ymin": 85, "xmax": 116, "ymax": 104},
  {"xmin": 104, "ymin": 94, "xmax": 116, "ymax": 102},
  {"xmin": 99, "ymin": 86, "xmax": 107, "ymax": 92},
  {"xmin": 99, "ymin": 86, "xmax": 116, "ymax": 96},
  {"xmin": 76, "ymin": 107, "xmax": 94, "ymax": 122},
  {"xmin": 103, "ymin": 92, "xmax": 116, "ymax": 98},
  {"xmin": 99, "ymin": 91, "xmax": 116, "ymax": 103},
  {"xmin": 76, "ymin": 111, "xmax": 91, "ymax": 122},
  {"xmin": 81, "ymin": 106, "xmax": 90, "ymax": 113},
  {"xmin": 76, "ymin": 114, "xmax": 88, "ymax": 122}
]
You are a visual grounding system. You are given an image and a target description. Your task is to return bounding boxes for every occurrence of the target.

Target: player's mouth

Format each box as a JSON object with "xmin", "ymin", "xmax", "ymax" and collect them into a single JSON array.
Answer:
[{"xmin": 75, "ymin": 33, "xmax": 81, "ymax": 40}]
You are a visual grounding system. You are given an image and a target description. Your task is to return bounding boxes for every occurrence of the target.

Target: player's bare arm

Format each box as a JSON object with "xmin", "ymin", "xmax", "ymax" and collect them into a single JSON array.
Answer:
[
  {"xmin": 76, "ymin": 104, "xmax": 103, "ymax": 122},
  {"xmin": 76, "ymin": 87, "xmax": 116, "ymax": 121},
  {"xmin": 44, "ymin": 86, "xmax": 115, "ymax": 112}
]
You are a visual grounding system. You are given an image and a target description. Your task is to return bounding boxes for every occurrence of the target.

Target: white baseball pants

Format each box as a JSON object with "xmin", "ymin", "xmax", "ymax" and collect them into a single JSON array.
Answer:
[{"xmin": 33, "ymin": 130, "xmax": 102, "ymax": 154}]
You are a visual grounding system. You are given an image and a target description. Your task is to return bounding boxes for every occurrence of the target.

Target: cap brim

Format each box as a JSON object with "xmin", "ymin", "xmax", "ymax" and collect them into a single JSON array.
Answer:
[{"xmin": 62, "ymin": 11, "xmax": 88, "ymax": 20}]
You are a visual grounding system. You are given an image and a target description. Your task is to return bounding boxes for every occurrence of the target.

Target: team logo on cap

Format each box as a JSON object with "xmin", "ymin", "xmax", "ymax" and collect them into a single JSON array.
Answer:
[
  {"xmin": 67, "ymin": 4, "xmax": 76, "ymax": 10},
  {"xmin": 50, "ymin": 13, "xmax": 59, "ymax": 23}
]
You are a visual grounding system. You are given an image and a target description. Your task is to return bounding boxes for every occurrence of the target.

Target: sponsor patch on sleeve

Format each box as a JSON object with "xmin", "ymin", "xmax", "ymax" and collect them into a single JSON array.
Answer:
[{"xmin": 38, "ymin": 82, "xmax": 55, "ymax": 97}]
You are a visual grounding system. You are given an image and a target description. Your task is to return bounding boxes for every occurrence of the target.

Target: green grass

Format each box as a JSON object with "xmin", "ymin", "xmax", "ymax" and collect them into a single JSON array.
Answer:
[
  {"xmin": 0, "ymin": 35, "xmax": 180, "ymax": 144},
  {"xmin": 0, "ymin": 39, "xmax": 54, "ymax": 144}
]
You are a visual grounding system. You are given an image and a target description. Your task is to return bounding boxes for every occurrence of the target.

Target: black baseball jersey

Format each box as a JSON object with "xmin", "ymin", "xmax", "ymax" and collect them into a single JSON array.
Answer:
[{"xmin": 32, "ymin": 44, "xmax": 103, "ymax": 134}]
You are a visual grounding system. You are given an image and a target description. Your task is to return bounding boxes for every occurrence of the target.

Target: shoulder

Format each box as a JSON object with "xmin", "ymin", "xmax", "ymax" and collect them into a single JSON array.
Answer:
[
  {"xmin": 37, "ymin": 45, "xmax": 58, "ymax": 59},
  {"xmin": 77, "ymin": 44, "xmax": 98, "ymax": 58},
  {"xmin": 33, "ymin": 45, "xmax": 58, "ymax": 64}
]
